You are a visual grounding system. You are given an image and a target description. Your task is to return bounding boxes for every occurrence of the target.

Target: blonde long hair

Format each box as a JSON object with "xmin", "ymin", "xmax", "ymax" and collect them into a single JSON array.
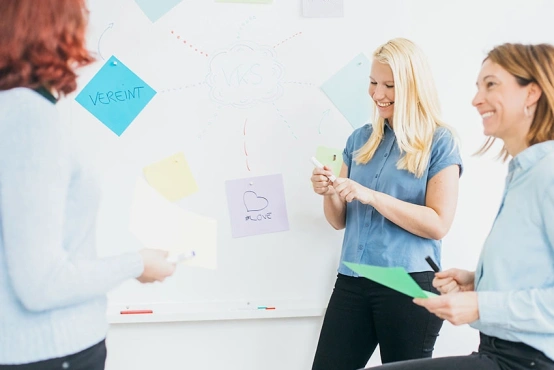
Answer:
[{"xmin": 354, "ymin": 38, "xmax": 456, "ymax": 178}]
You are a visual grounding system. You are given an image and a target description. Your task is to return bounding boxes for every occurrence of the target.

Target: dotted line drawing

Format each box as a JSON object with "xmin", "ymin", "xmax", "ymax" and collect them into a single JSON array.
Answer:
[
  {"xmin": 237, "ymin": 16, "xmax": 257, "ymax": 40},
  {"xmin": 198, "ymin": 105, "xmax": 223, "ymax": 139},
  {"xmin": 170, "ymin": 30, "xmax": 209, "ymax": 57},
  {"xmin": 272, "ymin": 102, "xmax": 297, "ymax": 140},
  {"xmin": 244, "ymin": 118, "xmax": 251, "ymax": 171},
  {"xmin": 159, "ymin": 81, "xmax": 207, "ymax": 93},
  {"xmin": 283, "ymin": 81, "xmax": 316, "ymax": 87},
  {"xmin": 273, "ymin": 32, "xmax": 302, "ymax": 48}
]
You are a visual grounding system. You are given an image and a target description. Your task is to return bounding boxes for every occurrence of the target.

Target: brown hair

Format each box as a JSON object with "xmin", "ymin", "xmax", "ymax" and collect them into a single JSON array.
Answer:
[
  {"xmin": 0, "ymin": 0, "xmax": 94, "ymax": 96},
  {"xmin": 477, "ymin": 43, "xmax": 554, "ymax": 159}
]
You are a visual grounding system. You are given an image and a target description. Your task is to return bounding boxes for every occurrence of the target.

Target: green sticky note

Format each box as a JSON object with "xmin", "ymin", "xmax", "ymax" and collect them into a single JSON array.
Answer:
[
  {"xmin": 215, "ymin": 0, "xmax": 272, "ymax": 3},
  {"xmin": 316, "ymin": 146, "xmax": 343, "ymax": 178},
  {"xmin": 343, "ymin": 262, "xmax": 436, "ymax": 299}
]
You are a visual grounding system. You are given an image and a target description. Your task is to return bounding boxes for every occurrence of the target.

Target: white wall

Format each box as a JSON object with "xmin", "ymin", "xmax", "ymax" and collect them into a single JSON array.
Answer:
[{"xmin": 77, "ymin": 0, "xmax": 554, "ymax": 369}]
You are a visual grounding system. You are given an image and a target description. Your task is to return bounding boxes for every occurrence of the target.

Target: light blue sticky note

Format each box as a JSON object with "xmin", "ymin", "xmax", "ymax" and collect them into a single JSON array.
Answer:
[
  {"xmin": 134, "ymin": 0, "xmax": 183, "ymax": 23},
  {"xmin": 321, "ymin": 53, "xmax": 371, "ymax": 129},
  {"xmin": 75, "ymin": 56, "xmax": 156, "ymax": 136},
  {"xmin": 216, "ymin": 0, "xmax": 273, "ymax": 3}
]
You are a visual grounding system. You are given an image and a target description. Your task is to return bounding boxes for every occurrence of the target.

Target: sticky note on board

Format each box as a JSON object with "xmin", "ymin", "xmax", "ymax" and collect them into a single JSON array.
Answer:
[
  {"xmin": 321, "ymin": 53, "xmax": 371, "ymax": 129},
  {"xmin": 316, "ymin": 146, "xmax": 343, "ymax": 178},
  {"xmin": 129, "ymin": 178, "xmax": 217, "ymax": 269},
  {"xmin": 134, "ymin": 0, "xmax": 183, "ymax": 22},
  {"xmin": 143, "ymin": 152, "xmax": 198, "ymax": 202},
  {"xmin": 225, "ymin": 174, "xmax": 289, "ymax": 238},
  {"xmin": 215, "ymin": 0, "xmax": 273, "ymax": 3},
  {"xmin": 75, "ymin": 56, "xmax": 156, "ymax": 136},
  {"xmin": 302, "ymin": 0, "xmax": 344, "ymax": 18},
  {"xmin": 343, "ymin": 262, "xmax": 437, "ymax": 298}
]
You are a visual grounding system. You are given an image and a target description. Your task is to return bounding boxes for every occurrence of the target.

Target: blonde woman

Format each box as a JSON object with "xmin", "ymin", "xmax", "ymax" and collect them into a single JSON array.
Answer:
[{"xmin": 310, "ymin": 38, "xmax": 463, "ymax": 370}]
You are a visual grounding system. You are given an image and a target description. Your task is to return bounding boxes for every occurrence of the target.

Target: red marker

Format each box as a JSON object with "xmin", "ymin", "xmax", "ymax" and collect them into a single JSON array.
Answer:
[
  {"xmin": 120, "ymin": 309, "xmax": 153, "ymax": 315},
  {"xmin": 265, "ymin": 307, "xmax": 276, "ymax": 310}
]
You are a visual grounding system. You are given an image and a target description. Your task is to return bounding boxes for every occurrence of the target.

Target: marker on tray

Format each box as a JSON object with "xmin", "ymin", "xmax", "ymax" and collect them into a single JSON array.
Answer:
[{"xmin": 120, "ymin": 309, "xmax": 153, "ymax": 315}]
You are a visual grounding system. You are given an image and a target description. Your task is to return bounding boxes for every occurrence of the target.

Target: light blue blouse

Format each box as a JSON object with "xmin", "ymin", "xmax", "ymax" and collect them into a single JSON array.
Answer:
[{"xmin": 471, "ymin": 140, "xmax": 554, "ymax": 360}]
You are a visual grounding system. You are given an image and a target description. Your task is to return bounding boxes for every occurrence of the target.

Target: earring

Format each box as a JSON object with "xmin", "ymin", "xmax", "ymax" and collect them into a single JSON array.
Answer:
[{"xmin": 524, "ymin": 106, "xmax": 530, "ymax": 117}]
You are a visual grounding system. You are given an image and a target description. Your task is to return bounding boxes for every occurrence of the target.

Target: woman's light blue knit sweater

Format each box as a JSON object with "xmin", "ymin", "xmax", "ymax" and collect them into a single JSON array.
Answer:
[{"xmin": 0, "ymin": 88, "xmax": 144, "ymax": 364}]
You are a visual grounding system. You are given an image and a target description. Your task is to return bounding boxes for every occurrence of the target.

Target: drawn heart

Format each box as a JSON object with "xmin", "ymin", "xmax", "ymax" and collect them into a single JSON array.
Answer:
[{"xmin": 243, "ymin": 191, "xmax": 269, "ymax": 212}]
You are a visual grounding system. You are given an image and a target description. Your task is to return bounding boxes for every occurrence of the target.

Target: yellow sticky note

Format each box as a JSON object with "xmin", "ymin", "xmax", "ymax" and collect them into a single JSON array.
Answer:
[
  {"xmin": 143, "ymin": 152, "xmax": 198, "ymax": 202},
  {"xmin": 316, "ymin": 146, "xmax": 343, "ymax": 178}
]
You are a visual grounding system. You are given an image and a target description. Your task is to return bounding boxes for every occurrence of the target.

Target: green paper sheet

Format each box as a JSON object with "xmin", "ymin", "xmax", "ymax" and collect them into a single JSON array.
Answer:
[{"xmin": 343, "ymin": 262, "xmax": 437, "ymax": 299}]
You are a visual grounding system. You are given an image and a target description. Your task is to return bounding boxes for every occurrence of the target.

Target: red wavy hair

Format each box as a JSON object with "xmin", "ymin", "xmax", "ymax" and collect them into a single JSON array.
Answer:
[{"xmin": 0, "ymin": 0, "xmax": 94, "ymax": 96}]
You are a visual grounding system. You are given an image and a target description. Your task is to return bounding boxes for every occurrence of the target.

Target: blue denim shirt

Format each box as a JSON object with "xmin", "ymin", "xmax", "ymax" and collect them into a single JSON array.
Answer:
[
  {"xmin": 338, "ymin": 123, "xmax": 463, "ymax": 275},
  {"xmin": 471, "ymin": 140, "xmax": 554, "ymax": 361}
]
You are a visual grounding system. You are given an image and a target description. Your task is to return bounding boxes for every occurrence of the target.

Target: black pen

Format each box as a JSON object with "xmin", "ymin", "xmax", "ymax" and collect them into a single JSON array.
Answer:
[{"xmin": 425, "ymin": 256, "xmax": 440, "ymax": 273}]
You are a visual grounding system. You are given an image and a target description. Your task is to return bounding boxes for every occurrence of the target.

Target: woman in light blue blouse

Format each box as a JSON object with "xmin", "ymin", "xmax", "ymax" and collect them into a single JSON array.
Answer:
[
  {"xmin": 363, "ymin": 43, "xmax": 554, "ymax": 370},
  {"xmin": 0, "ymin": 1, "xmax": 176, "ymax": 369},
  {"xmin": 310, "ymin": 38, "xmax": 463, "ymax": 370}
]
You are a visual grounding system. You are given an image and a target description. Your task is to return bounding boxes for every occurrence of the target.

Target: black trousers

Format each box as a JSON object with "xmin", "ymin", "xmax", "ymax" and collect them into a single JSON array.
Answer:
[
  {"xmin": 312, "ymin": 272, "xmax": 443, "ymax": 370},
  {"xmin": 0, "ymin": 340, "xmax": 106, "ymax": 370},
  {"xmin": 364, "ymin": 333, "xmax": 554, "ymax": 370}
]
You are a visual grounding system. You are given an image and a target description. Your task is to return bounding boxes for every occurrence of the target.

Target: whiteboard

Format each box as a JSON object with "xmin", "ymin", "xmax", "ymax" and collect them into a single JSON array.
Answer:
[
  {"xmin": 65, "ymin": 0, "xmax": 553, "ymax": 321},
  {"xmin": 65, "ymin": 0, "xmax": 403, "ymax": 319}
]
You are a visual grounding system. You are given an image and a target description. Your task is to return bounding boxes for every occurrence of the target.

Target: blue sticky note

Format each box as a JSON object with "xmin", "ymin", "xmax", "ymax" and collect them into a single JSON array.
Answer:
[
  {"xmin": 321, "ymin": 53, "xmax": 371, "ymax": 129},
  {"xmin": 134, "ymin": 0, "xmax": 182, "ymax": 22},
  {"xmin": 75, "ymin": 56, "xmax": 156, "ymax": 136}
]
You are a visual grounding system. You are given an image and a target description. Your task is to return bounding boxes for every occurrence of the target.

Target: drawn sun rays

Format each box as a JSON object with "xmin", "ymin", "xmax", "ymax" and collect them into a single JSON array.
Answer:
[{"xmin": 161, "ymin": 18, "xmax": 316, "ymax": 171}]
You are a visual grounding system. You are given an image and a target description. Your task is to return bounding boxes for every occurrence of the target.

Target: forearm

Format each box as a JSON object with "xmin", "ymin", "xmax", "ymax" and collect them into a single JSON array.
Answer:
[
  {"xmin": 478, "ymin": 288, "xmax": 554, "ymax": 334},
  {"xmin": 3, "ymin": 198, "xmax": 145, "ymax": 312},
  {"xmin": 13, "ymin": 253, "xmax": 144, "ymax": 312},
  {"xmin": 323, "ymin": 191, "xmax": 346, "ymax": 230},
  {"xmin": 371, "ymin": 191, "xmax": 448, "ymax": 240}
]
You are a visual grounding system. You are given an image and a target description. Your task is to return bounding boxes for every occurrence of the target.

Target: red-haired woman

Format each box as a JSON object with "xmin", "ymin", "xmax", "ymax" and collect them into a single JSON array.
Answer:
[{"xmin": 0, "ymin": 1, "xmax": 176, "ymax": 369}]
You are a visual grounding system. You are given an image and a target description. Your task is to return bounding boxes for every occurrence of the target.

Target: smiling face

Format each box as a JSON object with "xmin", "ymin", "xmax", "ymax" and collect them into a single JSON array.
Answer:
[
  {"xmin": 369, "ymin": 60, "xmax": 395, "ymax": 123},
  {"xmin": 472, "ymin": 59, "xmax": 532, "ymax": 140}
]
